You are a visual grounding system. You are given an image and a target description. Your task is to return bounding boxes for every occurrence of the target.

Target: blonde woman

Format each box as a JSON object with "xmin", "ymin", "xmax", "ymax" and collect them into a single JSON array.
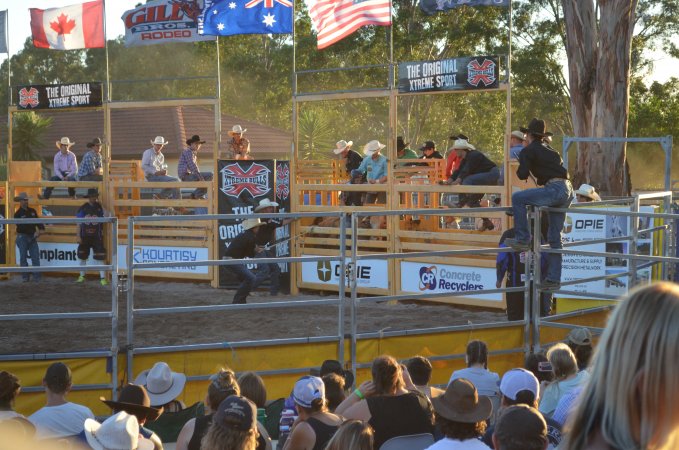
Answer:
[
  {"xmin": 201, "ymin": 395, "xmax": 258, "ymax": 450},
  {"xmin": 324, "ymin": 420, "xmax": 373, "ymax": 450},
  {"xmin": 538, "ymin": 343, "xmax": 588, "ymax": 417},
  {"xmin": 564, "ymin": 282, "xmax": 679, "ymax": 450}
]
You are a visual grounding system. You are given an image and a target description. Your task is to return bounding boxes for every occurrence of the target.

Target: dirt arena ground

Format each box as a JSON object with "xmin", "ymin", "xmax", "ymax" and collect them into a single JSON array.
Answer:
[{"xmin": 0, "ymin": 276, "xmax": 506, "ymax": 354}]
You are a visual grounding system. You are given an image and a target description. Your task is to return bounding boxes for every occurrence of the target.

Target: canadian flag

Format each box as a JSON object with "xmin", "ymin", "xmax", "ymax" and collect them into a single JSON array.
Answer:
[{"xmin": 30, "ymin": 0, "xmax": 104, "ymax": 50}]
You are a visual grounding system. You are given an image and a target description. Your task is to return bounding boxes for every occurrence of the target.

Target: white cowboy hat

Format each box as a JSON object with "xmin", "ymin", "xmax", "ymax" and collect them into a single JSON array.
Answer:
[
  {"xmin": 228, "ymin": 125, "xmax": 247, "ymax": 136},
  {"xmin": 452, "ymin": 139, "xmax": 476, "ymax": 151},
  {"xmin": 241, "ymin": 218, "xmax": 264, "ymax": 231},
  {"xmin": 84, "ymin": 412, "xmax": 154, "ymax": 450},
  {"xmin": 134, "ymin": 362, "xmax": 186, "ymax": 407},
  {"xmin": 55, "ymin": 137, "xmax": 75, "ymax": 149},
  {"xmin": 333, "ymin": 140, "xmax": 353, "ymax": 155},
  {"xmin": 363, "ymin": 140, "xmax": 386, "ymax": 156},
  {"xmin": 151, "ymin": 136, "xmax": 169, "ymax": 146},
  {"xmin": 575, "ymin": 184, "xmax": 601, "ymax": 201},
  {"xmin": 510, "ymin": 130, "xmax": 525, "ymax": 140},
  {"xmin": 254, "ymin": 198, "xmax": 279, "ymax": 212}
]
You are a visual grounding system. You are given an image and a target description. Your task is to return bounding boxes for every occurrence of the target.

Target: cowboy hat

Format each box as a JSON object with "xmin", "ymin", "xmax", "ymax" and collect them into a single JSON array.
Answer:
[
  {"xmin": 520, "ymin": 118, "xmax": 554, "ymax": 137},
  {"xmin": 83, "ymin": 188, "xmax": 99, "ymax": 199},
  {"xmin": 87, "ymin": 137, "xmax": 103, "ymax": 148},
  {"xmin": 449, "ymin": 133, "xmax": 469, "ymax": 141},
  {"xmin": 432, "ymin": 378, "xmax": 492, "ymax": 423},
  {"xmin": 241, "ymin": 218, "xmax": 264, "ymax": 231},
  {"xmin": 151, "ymin": 136, "xmax": 169, "ymax": 146},
  {"xmin": 510, "ymin": 130, "xmax": 525, "ymax": 141},
  {"xmin": 420, "ymin": 140, "xmax": 436, "ymax": 151},
  {"xmin": 452, "ymin": 139, "xmax": 476, "ymax": 151},
  {"xmin": 228, "ymin": 125, "xmax": 247, "ymax": 136},
  {"xmin": 101, "ymin": 384, "xmax": 163, "ymax": 422},
  {"xmin": 397, "ymin": 136, "xmax": 409, "ymax": 151},
  {"xmin": 55, "ymin": 137, "xmax": 75, "ymax": 149},
  {"xmin": 333, "ymin": 140, "xmax": 353, "ymax": 155},
  {"xmin": 363, "ymin": 140, "xmax": 386, "ymax": 156},
  {"xmin": 13, "ymin": 192, "xmax": 31, "ymax": 202},
  {"xmin": 254, "ymin": 198, "xmax": 279, "ymax": 212},
  {"xmin": 186, "ymin": 135, "xmax": 206, "ymax": 146},
  {"xmin": 134, "ymin": 362, "xmax": 186, "ymax": 407},
  {"xmin": 574, "ymin": 184, "xmax": 601, "ymax": 201},
  {"xmin": 84, "ymin": 412, "xmax": 153, "ymax": 450}
]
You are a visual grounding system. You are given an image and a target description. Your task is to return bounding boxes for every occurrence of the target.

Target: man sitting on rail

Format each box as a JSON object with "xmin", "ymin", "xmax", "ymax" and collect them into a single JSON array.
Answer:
[
  {"xmin": 351, "ymin": 140, "xmax": 388, "ymax": 205},
  {"xmin": 224, "ymin": 125, "xmax": 252, "ymax": 160},
  {"xmin": 178, "ymin": 135, "xmax": 213, "ymax": 199},
  {"xmin": 43, "ymin": 137, "xmax": 78, "ymax": 199},
  {"xmin": 77, "ymin": 137, "xmax": 104, "ymax": 181},
  {"xmin": 142, "ymin": 136, "xmax": 180, "ymax": 200},
  {"xmin": 334, "ymin": 139, "xmax": 363, "ymax": 206}
]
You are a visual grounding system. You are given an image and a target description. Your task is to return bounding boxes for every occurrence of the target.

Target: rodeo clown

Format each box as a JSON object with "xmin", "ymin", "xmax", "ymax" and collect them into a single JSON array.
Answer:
[{"xmin": 75, "ymin": 188, "xmax": 109, "ymax": 286}]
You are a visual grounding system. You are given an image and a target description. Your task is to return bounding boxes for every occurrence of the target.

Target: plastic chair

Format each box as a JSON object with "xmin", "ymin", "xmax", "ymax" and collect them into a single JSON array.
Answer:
[{"xmin": 379, "ymin": 433, "xmax": 435, "ymax": 450}]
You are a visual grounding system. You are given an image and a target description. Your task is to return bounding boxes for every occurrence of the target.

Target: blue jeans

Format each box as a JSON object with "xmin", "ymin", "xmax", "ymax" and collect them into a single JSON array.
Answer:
[
  {"xmin": 43, "ymin": 175, "xmax": 76, "ymax": 199},
  {"xmin": 16, "ymin": 233, "xmax": 41, "ymax": 281},
  {"xmin": 512, "ymin": 180, "xmax": 573, "ymax": 282},
  {"xmin": 461, "ymin": 167, "xmax": 500, "ymax": 207},
  {"xmin": 254, "ymin": 249, "xmax": 281, "ymax": 295},
  {"xmin": 228, "ymin": 263, "xmax": 258, "ymax": 304},
  {"xmin": 180, "ymin": 172, "xmax": 213, "ymax": 198},
  {"xmin": 146, "ymin": 174, "xmax": 180, "ymax": 199}
]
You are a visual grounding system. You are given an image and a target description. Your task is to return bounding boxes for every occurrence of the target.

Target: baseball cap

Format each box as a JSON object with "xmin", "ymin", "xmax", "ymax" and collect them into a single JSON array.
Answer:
[
  {"xmin": 420, "ymin": 140, "xmax": 436, "ymax": 151},
  {"xmin": 293, "ymin": 376, "xmax": 325, "ymax": 408},
  {"xmin": 567, "ymin": 327, "xmax": 592, "ymax": 346},
  {"xmin": 213, "ymin": 395, "xmax": 256, "ymax": 431},
  {"xmin": 500, "ymin": 368, "xmax": 539, "ymax": 401}
]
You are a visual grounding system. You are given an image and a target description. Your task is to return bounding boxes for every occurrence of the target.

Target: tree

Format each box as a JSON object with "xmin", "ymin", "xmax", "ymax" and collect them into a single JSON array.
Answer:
[{"xmin": 12, "ymin": 112, "xmax": 52, "ymax": 161}]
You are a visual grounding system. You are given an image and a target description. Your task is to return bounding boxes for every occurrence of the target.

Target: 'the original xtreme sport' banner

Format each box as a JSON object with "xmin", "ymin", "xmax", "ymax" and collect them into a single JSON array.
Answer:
[
  {"xmin": 400, "ymin": 261, "xmax": 502, "ymax": 302},
  {"xmin": 16, "ymin": 82, "xmax": 103, "ymax": 110},
  {"xmin": 398, "ymin": 56, "xmax": 500, "ymax": 94}
]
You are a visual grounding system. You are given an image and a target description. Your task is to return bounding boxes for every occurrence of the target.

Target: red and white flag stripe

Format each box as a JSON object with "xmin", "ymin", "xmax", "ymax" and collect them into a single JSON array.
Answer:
[
  {"xmin": 304, "ymin": 0, "xmax": 392, "ymax": 49},
  {"xmin": 30, "ymin": 0, "xmax": 104, "ymax": 50}
]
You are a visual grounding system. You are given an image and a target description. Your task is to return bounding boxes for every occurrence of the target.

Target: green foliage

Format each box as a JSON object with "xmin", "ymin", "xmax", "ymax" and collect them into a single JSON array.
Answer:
[
  {"xmin": 12, "ymin": 111, "xmax": 52, "ymax": 162},
  {"xmin": 298, "ymin": 109, "xmax": 334, "ymax": 160}
]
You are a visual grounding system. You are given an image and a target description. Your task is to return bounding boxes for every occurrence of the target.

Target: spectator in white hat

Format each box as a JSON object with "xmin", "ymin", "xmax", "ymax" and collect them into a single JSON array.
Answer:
[
  {"xmin": 351, "ymin": 140, "xmax": 388, "ymax": 205},
  {"xmin": 134, "ymin": 362, "xmax": 187, "ymax": 412},
  {"xmin": 283, "ymin": 376, "xmax": 342, "ymax": 450},
  {"xmin": 84, "ymin": 411, "xmax": 154, "ymax": 450},
  {"xmin": 509, "ymin": 130, "xmax": 525, "ymax": 160},
  {"xmin": 224, "ymin": 125, "xmax": 251, "ymax": 160},
  {"xmin": 142, "ymin": 136, "xmax": 180, "ymax": 199},
  {"xmin": 573, "ymin": 184, "xmax": 601, "ymax": 203}
]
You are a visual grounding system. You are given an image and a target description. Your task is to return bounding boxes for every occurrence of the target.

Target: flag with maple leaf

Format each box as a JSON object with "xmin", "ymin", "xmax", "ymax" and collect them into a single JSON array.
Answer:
[{"xmin": 30, "ymin": 0, "xmax": 104, "ymax": 50}]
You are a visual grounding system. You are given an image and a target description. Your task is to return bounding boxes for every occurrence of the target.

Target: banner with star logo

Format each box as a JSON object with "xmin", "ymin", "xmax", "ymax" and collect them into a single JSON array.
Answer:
[
  {"xmin": 30, "ymin": 0, "xmax": 104, "ymax": 50},
  {"xmin": 199, "ymin": 0, "xmax": 292, "ymax": 36}
]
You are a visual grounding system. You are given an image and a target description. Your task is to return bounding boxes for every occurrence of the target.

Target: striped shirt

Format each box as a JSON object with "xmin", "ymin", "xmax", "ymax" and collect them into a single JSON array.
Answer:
[{"xmin": 177, "ymin": 147, "xmax": 200, "ymax": 179}]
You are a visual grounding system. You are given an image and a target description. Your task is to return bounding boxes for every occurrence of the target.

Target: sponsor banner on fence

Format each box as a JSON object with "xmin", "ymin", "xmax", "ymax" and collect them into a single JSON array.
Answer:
[
  {"xmin": 14, "ymin": 242, "xmax": 79, "ymax": 267},
  {"xmin": 397, "ymin": 56, "xmax": 500, "ymax": 94},
  {"xmin": 561, "ymin": 206, "xmax": 654, "ymax": 298},
  {"xmin": 122, "ymin": 0, "xmax": 215, "ymax": 47},
  {"xmin": 400, "ymin": 261, "xmax": 502, "ymax": 302},
  {"xmin": 301, "ymin": 256, "xmax": 389, "ymax": 290},
  {"xmin": 16, "ymin": 82, "xmax": 103, "ymax": 110},
  {"xmin": 118, "ymin": 245, "xmax": 209, "ymax": 274},
  {"xmin": 275, "ymin": 160, "xmax": 292, "ymax": 292}
]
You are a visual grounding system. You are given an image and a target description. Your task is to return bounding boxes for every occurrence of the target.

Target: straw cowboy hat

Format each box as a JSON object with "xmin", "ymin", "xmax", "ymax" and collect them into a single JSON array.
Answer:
[
  {"xmin": 520, "ymin": 118, "xmax": 554, "ymax": 137},
  {"xmin": 574, "ymin": 184, "xmax": 601, "ymax": 201},
  {"xmin": 14, "ymin": 192, "xmax": 31, "ymax": 201},
  {"xmin": 241, "ymin": 218, "xmax": 264, "ymax": 231},
  {"xmin": 333, "ymin": 140, "xmax": 353, "ymax": 155},
  {"xmin": 101, "ymin": 384, "xmax": 163, "ymax": 422},
  {"xmin": 363, "ymin": 140, "xmax": 386, "ymax": 156},
  {"xmin": 452, "ymin": 138, "xmax": 476, "ymax": 151},
  {"xmin": 87, "ymin": 137, "xmax": 103, "ymax": 148},
  {"xmin": 134, "ymin": 362, "xmax": 187, "ymax": 407},
  {"xmin": 55, "ymin": 137, "xmax": 75, "ymax": 149},
  {"xmin": 151, "ymin": 136, "xmax": 169, "ymax": 146},
  {"xmin": 432, "ymin": 378, "xmax": 492, "ymax": 423},
  {"xmin": 254, "ymin": 198, "xmax": 279, "ymax": 212},
  {"xmin": 84, "ymin": 412, "xmax": 154, "ymax": 450},
  {"xmin": 228, "ymin": 125, "xmax": 247, "ymax": 136}
]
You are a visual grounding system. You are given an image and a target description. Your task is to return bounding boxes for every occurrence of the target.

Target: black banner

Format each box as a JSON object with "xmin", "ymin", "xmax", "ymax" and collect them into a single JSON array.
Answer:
[
  {"xmin": 16, "ymin": 82, "xmax": 103, "ymax": 110},
  {"xmin": 217, "ymin": 160, "xmax": 275, "ymax": 287},
  {"xmin": 275, "ymin": 161, "xmax": 292, "ymax": 293},
  {"xmin": 397, "ymin": 56, "xmax": 500, "ymax": 94}
]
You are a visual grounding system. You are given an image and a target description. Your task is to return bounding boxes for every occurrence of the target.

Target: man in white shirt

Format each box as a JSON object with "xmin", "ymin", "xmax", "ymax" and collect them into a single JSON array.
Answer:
[
  {"xmin": 141, "ymin": 136, "xmax": 180, "ymax": 199},
  {"xmin": 28, "ymin": 362, "xmax": 94, "ymax": 439}
]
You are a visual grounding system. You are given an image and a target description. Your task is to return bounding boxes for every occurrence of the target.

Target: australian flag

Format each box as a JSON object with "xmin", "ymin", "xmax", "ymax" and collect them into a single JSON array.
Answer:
[{"xmin": 199, "ymin": 0, "xmax": 292, "ymax": 36}]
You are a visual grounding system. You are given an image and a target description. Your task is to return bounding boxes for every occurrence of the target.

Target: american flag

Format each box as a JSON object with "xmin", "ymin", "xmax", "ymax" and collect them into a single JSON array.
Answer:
[{"xmin": 304, "ymin": 0, "xmax": 392, "ymax": 49}]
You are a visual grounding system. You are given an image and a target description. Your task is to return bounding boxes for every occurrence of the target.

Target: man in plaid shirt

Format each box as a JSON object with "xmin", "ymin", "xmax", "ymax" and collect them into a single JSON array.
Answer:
[
  {"xmin": 77, "ymin": 138, "xmax": 104, "ymax": 181},
  {"xmin": 178, "ymin": 135, "xmax": 213, "ymax": 198}
]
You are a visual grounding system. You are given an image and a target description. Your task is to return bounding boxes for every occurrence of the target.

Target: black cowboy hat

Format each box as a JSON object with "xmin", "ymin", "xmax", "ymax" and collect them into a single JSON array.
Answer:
[
  {"xmin": 86, "ymin": 137, "xmax": 103, "ymax": 148},
  {"xmin": 397, "ymin": 136, "xmax": 409, "ymax": 151},
  {"xmin": 83, "ymin": 188, "xmax": 99, "ymax": 199},
  {"xmin": 101, "ymin": 384, "xmax": 163, "ymax": 422},
  {"xmin": 520, "ymin": 118, "xmax": 553, "ymax": 137},
  {"xmin": 186, "ymin": 135, "xmax": 206, "ymax": 146},
  {"xmin": 449, "ymin": 133, "xmax": 469, "ymax": 141}
]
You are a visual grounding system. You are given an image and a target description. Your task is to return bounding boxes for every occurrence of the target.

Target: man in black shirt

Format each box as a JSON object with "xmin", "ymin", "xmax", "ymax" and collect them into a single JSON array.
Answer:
[
  {"xmin": 334, "ymin": 139, "xmax": 363, "ymax": 206},
  {"xmin": 253, "ymin": 198, "xmax": 291, "ymax": 296},
  {"xmin": 76, "ymin": 189, "xmax": 108, "ymax": 286},
  {"xmin": 14, "ymin": 192, "xmax": 44, "ymax": 282},
  {"xmin": 505, "ymin": 118, "xmax": 573, "ymax": 289},
  {"xmin": 225, "ymin": 218, "xmax": 264, "ymax": 304}
]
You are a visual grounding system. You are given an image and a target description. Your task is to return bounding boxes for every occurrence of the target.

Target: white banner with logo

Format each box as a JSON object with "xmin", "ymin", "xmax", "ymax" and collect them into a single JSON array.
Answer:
[
  {"xmin": 118, "ymin": 245, "xmax": 209, "ymax": 274},
  {"xmin": 400, "ymin": 261, "xmax": 502, "ymax": 302},
  {"xmin": 15, "ymin": 242, "xmax": 79, "ymax": 267},
  {"xmin": 301, "ymin": 256, "xmax": 389, "ymax": 289},
  {"xmin": 122, "ymin": 0, "xmax": 215, "ymax": 47},
  {"xmin": 561, "ymin": 206, "xmax": 654, "ymax": 298}
]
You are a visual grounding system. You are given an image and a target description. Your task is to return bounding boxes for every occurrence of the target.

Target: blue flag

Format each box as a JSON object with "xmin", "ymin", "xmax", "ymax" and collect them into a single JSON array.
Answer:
[
  {"xmin": 0, "ymin": 10, "xmax": 7, "ymax": 54},
  {"xmin": 420, "ymin": 0, "xmax": 509, "ymax": 16},
  {"xmin": 199, "ymin": 0, "xmax": 292, "ymax": 36}
]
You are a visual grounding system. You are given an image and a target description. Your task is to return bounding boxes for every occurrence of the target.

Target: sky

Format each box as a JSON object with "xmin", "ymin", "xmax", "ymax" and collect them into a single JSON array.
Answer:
[{"xmin": 0, "ymin": 0, "xmax": 677, "ymax": 83}]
